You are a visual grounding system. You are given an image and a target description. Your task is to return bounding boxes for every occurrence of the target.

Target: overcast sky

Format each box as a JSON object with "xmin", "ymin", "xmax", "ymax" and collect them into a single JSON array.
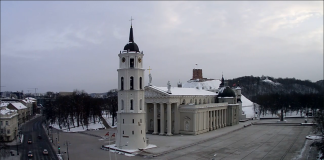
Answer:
[{"xmin": 1, "ymin": 1, "xmax": 323, "ymax": 94}]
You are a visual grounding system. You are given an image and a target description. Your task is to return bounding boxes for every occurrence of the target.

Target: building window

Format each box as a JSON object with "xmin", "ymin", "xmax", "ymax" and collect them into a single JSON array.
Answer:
[
  {"xmin": 0, "ymin": 129, "xmax": 3, "ymax": 133},
  {"xmin": 121, "ymin": 77, "xmax": 124, "ymax": 90},
  {"xmin": 140, "ymin": 119, "xmax": 142, "ymax": 123},
  {"xmin": 130, "ymin": 100, "xmax": 133, "ymax": 110},
  {"xmin": 132, "ymin": 131, "xmax": 134, "ymax": 135},
  {"xmin": 0, "ymin": 121, "xmax": 2, "ymax": 126},
  {"xmin": 5, "ymin": 121, "xmax": 8, "ymax": 125},
  {"xmin": 133, "ymin": 119, "xmax": 134, "ymax": 123},
  {"xmin": 139, "ymin": 77, "xmax": 142, "ymax": 89},
  {"xmin": 130, "ymin": 77, "xmax": 134, "ymax": 90},
  {"xmin": 123, "ymin": 119, "xmax": 124, "ymax": 124},
  {"xmin": 121, "ymin": 100, "xmax": 124, "ymax": 110},
  {"xmin": 140, "ymin": 99, "xmax": 142, "ymax": 110},
  {"xmin": 130, "ymin": 58, "xmax": 134, "ymax": 68},
  {"xmin": 203, "ymin": 99, "xmax": 206, "ymax": 104},
  {"xmin": 7, "ymin": 129, "xmax": 10, "ymax": 134},
  {"xmin": 141, "ymin": 130, "xmax": 142, "ymax": 134},
  {"xmin": 199, "ymin": 99, "xmax": 201, "ymax": 104},
  {"xmin": 195, "ymin": 99, "xmax": 197, "ymax": 105},
  {"xmin": 123, "ymin": 131, "xmax": 124, "ymax": 134}
]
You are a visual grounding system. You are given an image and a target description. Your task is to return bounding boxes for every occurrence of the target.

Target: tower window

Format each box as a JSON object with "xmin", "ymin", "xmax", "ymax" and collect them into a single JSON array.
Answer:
[
  {"xmin": 130, "ymin": 58, "xmax": 134, "ymax": 68},
  {"xmin": 130, "ymin": 77, "xmax": 134, "ymax": 90},
  {"xmin": 123, "ymin": 119, "xmax": 124, "ymax": 124},
  {"xmin": 139, "ymin": 77, "xmax": 142, "ymax": 89},
  {"xmin": 141, "ymin": 130, "xmax": 142, "ymax": 134},
  {"xmin": 132, "ymin": 131, "xmax": 134, "ymax": 135},
  {"xmin": 123, "ymin": 131, "xmax": 124, "ymax": 134},
  {"xmin": 133, "ymin": 119, "xmax": 134, "ymax": 123},
  {"xmin": 121, "ymin": 77, "xmax": 124, "ymax": 90},
  {"xmin": 140, "ymin": 99, "xmax": 142, "ymax": 110},
  {"xmin": 130, "ymin": 100, "xmax": 133, "ymax": 110},
  {"xmin": 121, "ymin": 100, "xmax": 124, "ymax": 110}
]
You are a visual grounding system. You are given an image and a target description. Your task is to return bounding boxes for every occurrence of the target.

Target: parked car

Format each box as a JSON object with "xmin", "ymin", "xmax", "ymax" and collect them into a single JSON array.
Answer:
[
  {"xmin": 27, "ymin": 139, "xmax": 32, "ymax": 144},
  {"xmin": 28, "ymin": 151, "xmax": 33, "ymax": 157},
  {"xmin": 43, "ymin": 149, "xmax": 48, "ymax": 155}
]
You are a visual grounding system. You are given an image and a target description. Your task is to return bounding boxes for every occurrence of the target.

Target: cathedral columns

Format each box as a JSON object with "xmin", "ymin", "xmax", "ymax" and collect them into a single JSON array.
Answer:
[
  {"xmin": 224, "ymin": 109, "xmax": 227, "ymax": 127},
  {"xmin": 215, "ymin": 110, "xmax": 218, "ymax": 129},
  {"xmin": 159, "ymin": 103, "xmax": 165, "ymax": 135},
  {"xmin": 167, "ymin": 103, "xmax": 172, "ymax": 136},
  {"xmin": 145, "ymin": 103, "xmax": 148, "ymax": 133},
  {"xmin": 193, "ymin": 112, "xmax": 197, "ymax": 135},
  {"xmin": 153, "ymin": 103, "xmax": 158, "ymax": 134},
  {"xmin": 222, "ymin": 109, "xmax": 225, "ymax": 128}
]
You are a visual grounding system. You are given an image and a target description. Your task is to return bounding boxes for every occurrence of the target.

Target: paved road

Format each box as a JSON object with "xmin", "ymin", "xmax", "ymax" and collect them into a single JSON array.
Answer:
[
  {"xmin": 153, "ymin": 125, "xmax": 312, "ymax": 160},
  {"xmin": 20, "ymin": 116, "xmax": 58, "ymax": 160}
]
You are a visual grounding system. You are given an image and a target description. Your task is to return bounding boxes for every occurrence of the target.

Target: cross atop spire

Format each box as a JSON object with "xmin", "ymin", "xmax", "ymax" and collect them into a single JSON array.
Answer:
[{"xmin": 130, "ymin": 16, "xmax": 134, "ymax": 27}]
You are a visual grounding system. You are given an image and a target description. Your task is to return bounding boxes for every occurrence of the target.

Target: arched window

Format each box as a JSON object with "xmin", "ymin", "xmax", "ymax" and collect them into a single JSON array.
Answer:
[
  {"xmin": 121, "ymin": 77, "xmax": 124, "ymax": 90},
  {"xmin": 139, "ymin": 77, "xmax": 142, "ymax": 89},
  {"xmin": 182, "ymin": 99, "xmax": 185, "ymax": 105},
  {"xmin": 130, "ymin": 76, "xmax": 134, "ymax": 90},
  {"xmin": 121, "ymin": 100, "xmax": 124, "ymax": 110},
  {"xmin": 140, "ymin": 99, "xmax": 142, "ymax": 110},
  {"xmin": 130, "ymin": 58, "xmax": 134, "ymax": 68},
  {"xmin": 130, "ymin": 100, "xmax": 133, "ymax": 110}
]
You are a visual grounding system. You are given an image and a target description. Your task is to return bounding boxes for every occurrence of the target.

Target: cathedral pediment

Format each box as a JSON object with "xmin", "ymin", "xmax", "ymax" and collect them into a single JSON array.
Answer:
[{"xmin": 145, "ymin": 86, "xmax": 169, "ymax": 97}]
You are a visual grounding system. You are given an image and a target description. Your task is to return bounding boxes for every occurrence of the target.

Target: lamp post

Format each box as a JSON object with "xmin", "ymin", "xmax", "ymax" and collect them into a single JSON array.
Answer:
[{"xmin": 65, "ymin": 141, "xmax": 71, "ymax": 160}]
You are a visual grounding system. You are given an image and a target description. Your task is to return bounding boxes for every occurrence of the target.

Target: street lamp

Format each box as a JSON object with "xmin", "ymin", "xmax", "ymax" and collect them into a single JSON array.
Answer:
[{"xmin": 64, "ymin": 141, "xmax": 71, "ymax": 160}]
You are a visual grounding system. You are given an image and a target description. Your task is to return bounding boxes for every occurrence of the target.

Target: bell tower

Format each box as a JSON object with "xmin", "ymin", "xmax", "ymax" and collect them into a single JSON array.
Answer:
[{"xmin": 116, "ymin": 21, "xmax": 147, "ymax": 149}]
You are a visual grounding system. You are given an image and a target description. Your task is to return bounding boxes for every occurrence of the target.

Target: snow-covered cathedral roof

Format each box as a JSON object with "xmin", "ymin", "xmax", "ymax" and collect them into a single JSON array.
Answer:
[
  {"xmin": 182, "ymin": 80, "xmax": 221, "ymax": 90},
  {"xmin": 148, "ymin": 86, "xmax": 216, "ymax": 96}
]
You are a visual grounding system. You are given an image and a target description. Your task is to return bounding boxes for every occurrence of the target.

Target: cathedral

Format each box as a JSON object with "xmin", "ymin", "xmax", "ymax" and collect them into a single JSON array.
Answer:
[{"xmin": 116, "ymin": 22, "xmax": 242, "ymax": 150}]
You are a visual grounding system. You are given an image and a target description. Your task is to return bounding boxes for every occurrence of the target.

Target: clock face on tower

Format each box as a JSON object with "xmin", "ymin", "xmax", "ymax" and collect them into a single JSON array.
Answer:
[
  {"xmin": 138, "ymin": 57, "xmax": 142, "ymax": 63},
  {"xmin": 122, "ymin": 57, "xmax": 126, "ymax": 63}
]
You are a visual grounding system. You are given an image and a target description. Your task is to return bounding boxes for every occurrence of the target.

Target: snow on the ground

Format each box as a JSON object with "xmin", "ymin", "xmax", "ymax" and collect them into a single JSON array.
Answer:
[
  {"xmin": 49, "ymin": 112, "xmax": 118, "ymax": 132},
  {"xmin": 262, "ymin": 77, "xmax": 281, "ymax": 85},
  {"xmin": 102, "ymin": 112, "xmax": 117, "ymax": 128},
  {"xmin": 306, "ymin": 135, "xmax": 323, "ymax": 140},
  {"xmin": 50, "ymin": 121, "xmax": 105, "ymax": 132},
  {"xmin": 103, "ymin": 144, "xmax": 157, "ymax": 155}
]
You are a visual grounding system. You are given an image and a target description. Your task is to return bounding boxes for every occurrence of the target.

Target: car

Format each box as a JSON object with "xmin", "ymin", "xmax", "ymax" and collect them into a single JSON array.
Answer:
[
  {"xmin": 27, "ymin": 139, "xmax": 32, "ymax": 144},
  {"xmin": 28, "ymin": 151, "xmax": 33, "ymax": 157},
  {"xmin": 38, "ymin": 135, "xmax": 42, "ymax": 139},
  {"xmin": 43, "ymin": 149, "xmax": 48, "ymax": 155}
]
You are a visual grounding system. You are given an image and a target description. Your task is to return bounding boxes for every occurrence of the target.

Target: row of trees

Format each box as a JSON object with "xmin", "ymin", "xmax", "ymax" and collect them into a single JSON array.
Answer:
[
  {"xmin": 43, "ymin": 89, "xmax": 118, "ymax": 130},
  {"xmin": 251, "ymin": 93, "xmax": 323, "ymax": 116}
]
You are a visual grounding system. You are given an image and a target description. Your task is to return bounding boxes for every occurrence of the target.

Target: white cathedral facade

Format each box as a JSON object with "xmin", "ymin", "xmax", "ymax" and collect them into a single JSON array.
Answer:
[{"xmin": 116, "ymin": 23, "xmax": 241, "ymax": 150}]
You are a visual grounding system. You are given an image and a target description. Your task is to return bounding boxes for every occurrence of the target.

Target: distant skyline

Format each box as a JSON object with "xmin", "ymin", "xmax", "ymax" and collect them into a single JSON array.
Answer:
[{"xmin": 1, "ymin": 1, "xmax": 323, "ymax": 93}]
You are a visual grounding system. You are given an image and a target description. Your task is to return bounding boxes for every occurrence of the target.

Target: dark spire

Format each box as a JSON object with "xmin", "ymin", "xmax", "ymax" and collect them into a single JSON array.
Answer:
[
  {"xmin": 129, "ymin": 16, "xmax": 134, "ymax": 42},
  {"xmin": 129, "ymin": 26, "xmax": 134, "ymax": 42},
  {"xmin": 123, "ymin": 17, "xmax": 139, "ymax": 52}
]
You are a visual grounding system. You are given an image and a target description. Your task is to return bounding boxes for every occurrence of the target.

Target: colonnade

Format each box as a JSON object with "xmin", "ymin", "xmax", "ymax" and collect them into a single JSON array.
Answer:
[{"xmin": 209, "ymin": 109, "xmax": 226, "ymax": 130}]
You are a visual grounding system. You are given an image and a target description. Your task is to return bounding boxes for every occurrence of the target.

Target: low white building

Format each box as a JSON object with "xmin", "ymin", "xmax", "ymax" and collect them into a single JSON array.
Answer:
[{"xmin": 0, "ymin": 108, "xmax": 19, "ymax": 141}]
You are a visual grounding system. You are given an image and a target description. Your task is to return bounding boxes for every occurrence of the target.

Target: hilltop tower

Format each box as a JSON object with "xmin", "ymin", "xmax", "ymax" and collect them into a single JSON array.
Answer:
[{"xmin": 116, "ymin": 23, "xmax": 147, "ymax": 149}]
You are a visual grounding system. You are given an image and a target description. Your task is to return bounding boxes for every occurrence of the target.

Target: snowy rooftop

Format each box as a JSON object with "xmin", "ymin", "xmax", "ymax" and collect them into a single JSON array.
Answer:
[
  {"xmin": 0, "ymin": 107, "xmax": 18, "ymax": 117},
  {"xmin": 10, "ymin": 102, "xmax": 28, "ymax": 110},
  {"xmin": 151, "ymin": 86, "xmax": 216, "ymax": 96},
  {"xmin": 182, "ymin": 79, "xmax": 221, "ymax": 90}
]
